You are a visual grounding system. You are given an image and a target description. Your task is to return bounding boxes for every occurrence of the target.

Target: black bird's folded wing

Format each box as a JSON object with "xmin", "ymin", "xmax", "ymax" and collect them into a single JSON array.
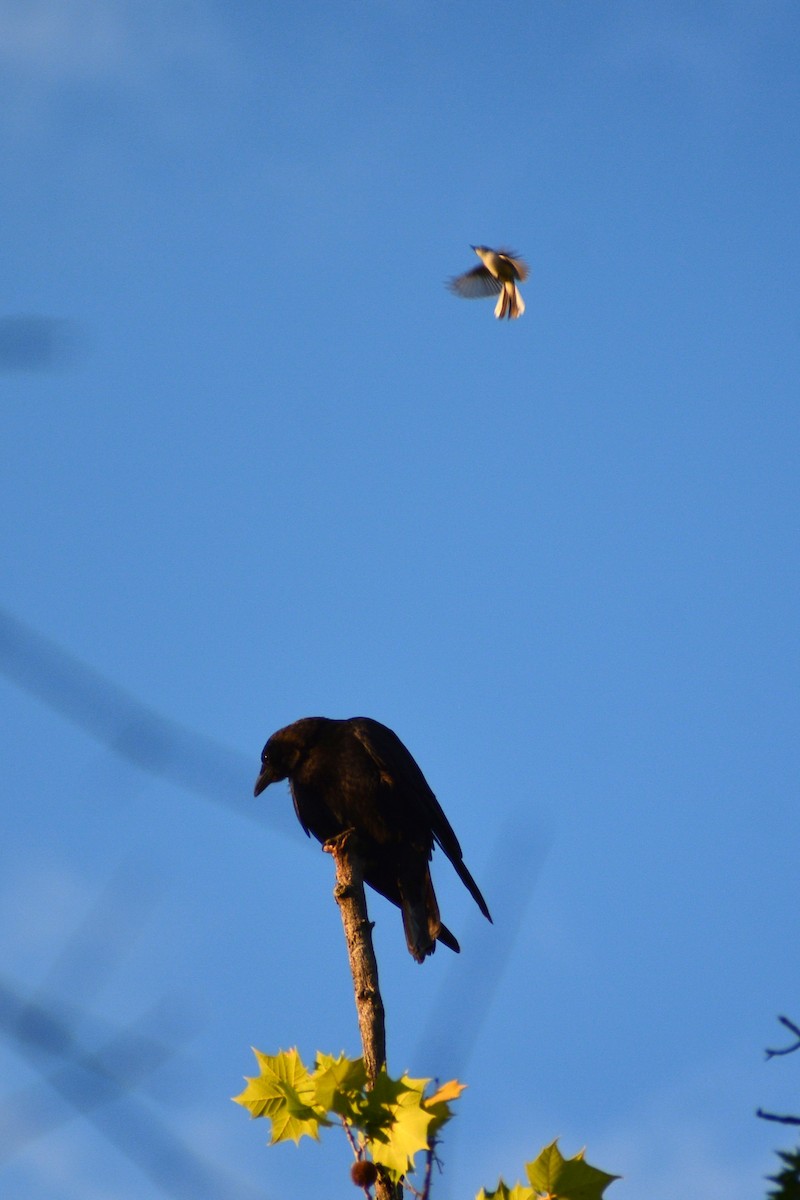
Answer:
[{"xmin": 348, "ymin": 718, "xmax": 492, "ymax": 923}]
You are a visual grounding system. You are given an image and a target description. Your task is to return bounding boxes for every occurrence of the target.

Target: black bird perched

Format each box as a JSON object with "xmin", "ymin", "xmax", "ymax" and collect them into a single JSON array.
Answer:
[{"xmin": 254, "ymin": 716, "xmax": 492, "ymax": 963}]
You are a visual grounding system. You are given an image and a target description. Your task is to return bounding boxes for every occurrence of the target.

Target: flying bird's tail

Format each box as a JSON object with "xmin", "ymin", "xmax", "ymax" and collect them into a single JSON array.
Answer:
[{"xmin": 495, "ymin": 281, "xmax": 525, "ymax": 320}]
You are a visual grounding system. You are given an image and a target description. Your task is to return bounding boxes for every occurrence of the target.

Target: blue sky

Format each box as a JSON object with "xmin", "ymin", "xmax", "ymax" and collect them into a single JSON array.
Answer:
[{"xmin": 1, "ymin": 1, "xmax": 799, "ymax": 1197}]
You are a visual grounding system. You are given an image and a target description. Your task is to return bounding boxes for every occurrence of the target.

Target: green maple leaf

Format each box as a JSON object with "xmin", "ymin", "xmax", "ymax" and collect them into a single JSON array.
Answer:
[
  {"xmin": 359, "ymin": 1068, "xmax": 419, "ymax": 1137},
  {"xmin": 476, "ymin": 1182, "xmax": 535, "ymax": 1200},
  {"xmin": 525, "ymin": 1140, "xmax": 620, "ymax": 1200},
  {"xmin": 368, "ymin": 1068, "xmax": 420, "ymax": 1108},
  {"xmin": 235, "ymin": 1052, "xmax": 464, "ymax": 1182},
  {"xmin": 312, "ymin": 1052, "xmax": 367, "ymax": 1120},
  {"xmin": 233, "ymin": 1047, "xmax": 330, "ymax": 1145},
  {"xmin": 333, "ymin": 1070, "xmax": 434, "ymax": 1179},
  {"xmin": 369, "ymin": 1078, "xmax": 434, "ymax": 1179}
]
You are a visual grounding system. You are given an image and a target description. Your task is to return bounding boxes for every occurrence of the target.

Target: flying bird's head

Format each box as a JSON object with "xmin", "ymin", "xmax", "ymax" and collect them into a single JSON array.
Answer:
[{"xmin": 471, "ymin": 246, "xmax": 495, "ymax": 269}]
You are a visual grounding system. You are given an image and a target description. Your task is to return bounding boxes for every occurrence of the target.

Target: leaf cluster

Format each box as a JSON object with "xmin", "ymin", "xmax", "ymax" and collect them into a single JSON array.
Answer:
[
  {"xmin": 477, "ymin": 1139, "xmax": 620, "ymax": 1200},
  {"xmin": 233, "ymin": 1047, "xmax": 465, "ymax": 1182},
  {"xmin": 767, "ymin": 1147, "xmax": 800, "ymax": 1200}
]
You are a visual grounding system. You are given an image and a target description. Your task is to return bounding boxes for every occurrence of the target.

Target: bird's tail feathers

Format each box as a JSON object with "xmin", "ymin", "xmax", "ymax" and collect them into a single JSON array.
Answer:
[
  {"xmin": 495, "ymin": 282, "xmax": 524, "ymax": 320},
  {"xmin": 398, "ymin": 871, "xmax": 442, "ymax": 963},
  {"xmin": 435, "ymin": 922, "xmax": 460, "ymax": 953}
]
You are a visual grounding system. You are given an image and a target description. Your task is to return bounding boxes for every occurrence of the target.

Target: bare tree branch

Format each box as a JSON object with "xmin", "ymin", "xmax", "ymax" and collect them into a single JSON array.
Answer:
[
  {"xmin": 0, "ymin": 606, "xmax": 300, "ymax": 840},
  {"xmin": 324, "ymin": 831, "xmax": 402, "ymax": 1200},
  {"xmin": 324, "ymin": 831, "xmax": 386, "ymax": 1083}
]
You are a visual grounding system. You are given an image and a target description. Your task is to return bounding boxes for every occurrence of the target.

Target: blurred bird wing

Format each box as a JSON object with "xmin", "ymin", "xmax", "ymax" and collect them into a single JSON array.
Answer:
[
  {"xmin": 448, "ymin": 266, "xmax": 503, "ymax": 298},
  {"xmin": 348, "ymin": 719, "xmax": 464, "ymax": 858},
  {"xmin": 496, "ymin": 250, "xmax": 530, "ymax": 281}
]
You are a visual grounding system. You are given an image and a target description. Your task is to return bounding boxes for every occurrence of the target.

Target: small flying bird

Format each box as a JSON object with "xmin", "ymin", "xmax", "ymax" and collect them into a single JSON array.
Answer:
[
  {"xmin": 254, "ymin": 716, "xmax": 492, "ymax": 963},
  {"xmin": 448, "ymin": 245, "xmax": 529, "ymax": 319}
]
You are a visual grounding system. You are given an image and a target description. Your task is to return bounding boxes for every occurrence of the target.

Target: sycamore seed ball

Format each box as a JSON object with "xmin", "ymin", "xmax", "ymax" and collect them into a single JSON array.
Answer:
[{"xmin": 351, "ymin": 1159, "xmax": 378, "ymax": 1187}]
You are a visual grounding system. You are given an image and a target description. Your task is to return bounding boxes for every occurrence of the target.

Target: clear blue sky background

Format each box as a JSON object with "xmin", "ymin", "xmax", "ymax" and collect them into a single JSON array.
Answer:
[{"xmin": 1, "ymin": 2, "xmax": 799, "ymax": 1198}]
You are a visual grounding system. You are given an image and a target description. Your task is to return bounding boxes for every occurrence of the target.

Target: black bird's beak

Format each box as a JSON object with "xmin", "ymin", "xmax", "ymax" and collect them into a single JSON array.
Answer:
[{"xmin": 253, "ymin": 765, "xmax": 275, "ymax": 797}]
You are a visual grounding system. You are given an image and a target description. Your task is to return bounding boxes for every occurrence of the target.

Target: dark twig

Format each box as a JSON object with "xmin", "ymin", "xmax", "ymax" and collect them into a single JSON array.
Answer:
[
  {"xmin": 324, "ymin": 831, "xmax": 401, "ymax": 1200},
  {"xmin": 758, "ymin": 1015, "xmax": 800, "ymax": 1131},
  {"xmin": 420, "ymin": 1143, "xmax": 436, "ymax": 1200},
  {"xmin": 766, "ymin": 1016, "xmax": 800, "ymax": 1060},
  {"xmin": 757, "ymin": 1109, "xmax": 800, "ymax": 1126},
  {"xmin": 401, "ymin": 1144, "xmax": 437, "ymax": 1200}
]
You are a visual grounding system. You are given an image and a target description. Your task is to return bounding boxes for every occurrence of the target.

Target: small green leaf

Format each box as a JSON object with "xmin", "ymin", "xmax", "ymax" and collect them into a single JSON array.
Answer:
[
  {"xmin": 767, "ymin": 1146, "xmax": 800, "ymax": 1200},
  {"xmin": 426, "ymin": 1079, "xmax": 466, "ymax": 1106},
  {"xmin": 233, "ymin": 1047, "xmax": 330, "ymax": 1145},
  {"xmin": 476, "ymin": 1183, "xmax": 535, "ymax": 1200},
  {"xmin": 425, "ymin": 1078, "xmax": 466, "ymax": 1139},
  {"xmin": 525, "ymin": 1140, "xmax": 620, "ymax": 1199}
]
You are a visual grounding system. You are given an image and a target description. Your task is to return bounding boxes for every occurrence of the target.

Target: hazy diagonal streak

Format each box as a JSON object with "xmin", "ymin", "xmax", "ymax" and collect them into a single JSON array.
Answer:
[
  {"xmin": 0, "ymin": 974, "xmax": 267, "ymax": 1199},
  {"xmin": 0, "ymin": 870, "xmax": 188, "ymax": 1161},
  {"xmin": 0, "ymin": 606, "xmax": 301, "ymax": 840},
  {"xmin": 0, "ymin": 315, "xmax": 79, "ymax": 372},
  {"xmin": 0, "ymin": 977, "xmax": 176, "ymax": 1158},
  {"xmin": 411, "ymin": 817, "xmax": 548, "ymax": 1200},
  {"xmin": 415, "ymin": 814, "xmax": 548, "ymax": 1075},
  {"xmin": 30, "ymin": 860, "xmax": 164, "ymax": 1016}
]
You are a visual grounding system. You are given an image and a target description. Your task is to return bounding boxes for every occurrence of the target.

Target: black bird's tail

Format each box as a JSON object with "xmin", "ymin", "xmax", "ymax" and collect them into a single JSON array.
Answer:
[
  {"xmin": 435, "ymin": 923, "xmax": 460, "ymax": 954},
  {"xmin": 398, "ymin": 870, "xmax": 453, "ymax": 963}
]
